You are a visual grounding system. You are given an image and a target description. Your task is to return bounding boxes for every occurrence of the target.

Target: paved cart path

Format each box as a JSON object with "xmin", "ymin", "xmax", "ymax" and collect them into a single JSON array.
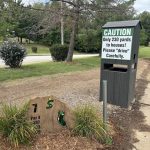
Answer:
[
  {"xmin": 0, "ymin": 54, "xmax": 99, "ymax": 67},
  {"xmin": 133, "ymin": 63, "xmax": 150, "ymax": 150}
]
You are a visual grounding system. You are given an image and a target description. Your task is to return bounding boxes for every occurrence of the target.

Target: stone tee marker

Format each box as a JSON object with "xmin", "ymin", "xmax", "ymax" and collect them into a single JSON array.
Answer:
[
  {"xmin": 100, "ymin": 20, "xmax": 142, "ymax": 108},
  {"xmin": 28, "ymin": 96, "xmax": 75, "ymax": 133}
]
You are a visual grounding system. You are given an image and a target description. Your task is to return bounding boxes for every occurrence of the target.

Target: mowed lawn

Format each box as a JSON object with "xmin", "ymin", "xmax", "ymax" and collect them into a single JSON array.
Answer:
[
  {"xmin": 24, "ymin": 44, "xmax": 50, "ymax": 55},
  {"xmin": 23, "ymin": 43, "xmax": 80, "ymax": 55},
  {"xmin": 0, "ymin": 46, "xmax": 149, "ymax": 82},
  {"xmin": 24, "ymin": 44, "xmax": 150, "ymax": 57},
  {"xmin": 0, "ymin": 57, "xmax": 100, "ymax": 82},
  {"xmin": 139, "ymin": 46, "xmax": 150, "ymax": 58}
]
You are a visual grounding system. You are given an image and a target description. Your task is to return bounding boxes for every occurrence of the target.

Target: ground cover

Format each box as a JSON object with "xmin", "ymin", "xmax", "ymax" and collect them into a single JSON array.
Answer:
[
  {"xmin": 24, "ymin": 43, "xmax": 50, "ymax": 55},
  {"xmin": 139, "ymin": 46, "xmax": 150, "ymax": 58},
  {"xmin": 0, "ymin": 57, "xmax": 100, "ymax": 82}
]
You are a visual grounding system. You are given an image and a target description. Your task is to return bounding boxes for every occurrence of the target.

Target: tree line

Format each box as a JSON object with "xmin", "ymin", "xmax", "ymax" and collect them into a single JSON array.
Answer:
[{"xmin": 0, "ymin": 0, "xmax": 149, "ymax": 62}]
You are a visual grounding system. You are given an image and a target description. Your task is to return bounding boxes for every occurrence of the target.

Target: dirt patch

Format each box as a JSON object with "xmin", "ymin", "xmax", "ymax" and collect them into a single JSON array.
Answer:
[{"xmin": 0, "ymin": 69, "xmax": 101, "ymax": 109}]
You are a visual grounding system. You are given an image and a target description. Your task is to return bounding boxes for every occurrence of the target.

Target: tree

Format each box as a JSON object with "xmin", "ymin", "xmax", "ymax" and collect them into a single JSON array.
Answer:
[
  {"xmin": 14, "ymin": 4, "xmax": 43, "ymax": 43},
  {"xmin": 1, "ymin": 0, "xmax": 136, "ymax": 61},
  {"xmin": 50, "ymin": 0, "xmax": 136, "ymax": 62},
  {"xmin": 140, "ymin": 29, "xmax": 149, "ymax": 46},
  {"xmin": 0, "ymin": 0, "xmax": 23, "ymax": 39},
  {"xmin": 138, "ymin": 11, "xmax": 150, "ymax": 45}
]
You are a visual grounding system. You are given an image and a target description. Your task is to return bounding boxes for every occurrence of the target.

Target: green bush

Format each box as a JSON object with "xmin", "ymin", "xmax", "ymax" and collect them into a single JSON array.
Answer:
[
  {"xmin": 0, "ymin": 41, "xmax": 26, "ymax": 68},
  {"xmin": 73, "ymin": 105, "xmax": 112, "ymax": 144},
  {"xmin": 31, "ymin": 47, "xmax": 38, "ymax": 53},
  {"xmin": 50, "ymin": 44, "xmax": 69, "ymax": 61},
  {"xmin": 0, "ymin": 103, "xmax": 37, "ymax": 147}
]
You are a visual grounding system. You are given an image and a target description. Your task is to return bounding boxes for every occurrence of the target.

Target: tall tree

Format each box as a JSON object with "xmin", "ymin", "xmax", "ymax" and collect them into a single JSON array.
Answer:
[
  {"xmin": 0, "ymin": 0, "xmax": 23, "ymax": 39},
  {"xmin": 50, "ymin": 0, "xmax": 135, "ymax": 62},
  {"xmin": 14, "ymin": 3, "xmax": 44, "ymax": 43},
  {"xmin": 139, "ymin": 11, "xmax": 150, "ymax": 42}
]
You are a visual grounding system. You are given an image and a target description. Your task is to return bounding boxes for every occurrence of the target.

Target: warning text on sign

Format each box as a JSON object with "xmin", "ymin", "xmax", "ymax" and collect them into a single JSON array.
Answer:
[{"xmin": 101, "ymin": 28, "xmax": 133, "ymax": 60}]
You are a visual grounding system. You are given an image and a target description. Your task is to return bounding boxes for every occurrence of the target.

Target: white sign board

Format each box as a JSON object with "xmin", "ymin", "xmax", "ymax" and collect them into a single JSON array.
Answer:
[{"xmin": 101, "ymin": 28, "xmax": 133, "ymax": 60}]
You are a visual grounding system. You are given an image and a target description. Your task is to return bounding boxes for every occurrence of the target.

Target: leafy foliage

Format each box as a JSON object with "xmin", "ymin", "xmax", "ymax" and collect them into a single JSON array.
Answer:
[
  {"xmin": 140, "ymin": 29, "xmax": 149, "ymax": 46},
  {"xmin": 0, "ymin": 103, "xmax": 37, "ymax": 147},
  {"xmin": 39, "ymin": 28, "xmax": 70, "ymax": 46},
  {"xmin": 50, "ymin": 44, "xmax": 69, "ymax": 61},
  {"xmin": 75, "ymin": 29, "xmax": 102, "ymax": 53},
  {"xmin": 0, "ymin": 41, "xmax": 27, "ymax": 68},
  {"xmin": 0, "ymin": 0, "xmax": 136, "ymax": 55},
  {"xmin": 73, "ymin": 105, "xmax": 112, "ymax": 144},
  {"xmin": 138, "ymin": 11, "xmax": 150, "ymax": 45}
]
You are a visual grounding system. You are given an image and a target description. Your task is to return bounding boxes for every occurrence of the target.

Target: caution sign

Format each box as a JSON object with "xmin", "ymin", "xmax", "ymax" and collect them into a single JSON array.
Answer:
[
  {"xmin": 101, "ymin": 28, "xmax": 133, "ymax": 60},
  {"xmin": 27, "ymin": 96, "xmax": 75, "ymax": 133}
]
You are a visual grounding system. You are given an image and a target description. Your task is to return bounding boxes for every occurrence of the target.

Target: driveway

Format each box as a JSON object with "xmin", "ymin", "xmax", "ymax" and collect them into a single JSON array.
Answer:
[{"xmin": 0, "ymin": 54, "xmax": 98, "ymax": 67}]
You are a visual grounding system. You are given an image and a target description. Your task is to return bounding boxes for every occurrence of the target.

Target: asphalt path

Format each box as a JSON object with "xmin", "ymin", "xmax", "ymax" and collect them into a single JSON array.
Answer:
[{"xmin": 0, "ymin": 54, "xmax": 99, "ymax": 68}]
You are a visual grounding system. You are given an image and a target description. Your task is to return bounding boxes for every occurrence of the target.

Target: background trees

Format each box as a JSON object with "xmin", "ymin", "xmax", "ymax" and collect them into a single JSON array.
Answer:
[
  {"xmin": 0, "ymin": 0, "xmax": 23, "ymax": 39},
  {"xmin": 138, "ymin": 11, "xmax": 150, "ymax": 46},
  {"xmin": 0, "ymin": 0, "xmax": 149, "ymax": 61}
]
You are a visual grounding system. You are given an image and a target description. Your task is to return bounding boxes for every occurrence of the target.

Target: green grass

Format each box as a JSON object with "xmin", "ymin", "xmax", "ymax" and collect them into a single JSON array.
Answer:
[
  {"xmin": 23, "ymin": 44, "xmax": 150, "ymax": 57},
  {"xmin": 0, "ymin": 57, "xmax": 100, "ymax": 82},
  {"xmin": 73, "ymin": 104, "xmax": 112, "ymax": 144},
  {"xmin": 139, "ymin": 46, "xmax": 150, "ymax": 58},
  {"xmin": 23, "ymin": 43, "xmax": 50, "ymax": 55},
  {"xmin": 23, "ymin": 43, "xmax": 81, "ymax": 55},
  {"xmin": 0, "ymin": 103, "xmax": 37, "ymax": 147}
]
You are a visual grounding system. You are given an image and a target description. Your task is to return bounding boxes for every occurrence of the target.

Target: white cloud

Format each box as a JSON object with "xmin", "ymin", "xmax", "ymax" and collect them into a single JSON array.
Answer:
[{"xmin": 134, "ymin": 0, "xmax": 150, "ymax": 13}]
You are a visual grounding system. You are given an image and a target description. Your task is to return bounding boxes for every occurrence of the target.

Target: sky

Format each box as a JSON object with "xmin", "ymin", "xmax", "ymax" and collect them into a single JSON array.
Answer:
[
  {"xmin": 134, "ymin": 0, "xmax": 150, "ymax": 13},
  {"xmin": 22, "ymin": 0, "xmax": 150, "ymax": 13}
]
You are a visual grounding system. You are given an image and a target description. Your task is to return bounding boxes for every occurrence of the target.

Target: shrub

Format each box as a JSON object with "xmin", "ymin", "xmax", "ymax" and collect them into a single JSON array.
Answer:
[
  {"xmin": 73, "ymin": 105, "xmax": 112, "ymax": 144},
  {"xmin": 50, "ymin": 44, "xmax": 69, "ymax": 61},
  {"xmin": 31, "ymin": 47, "xmax": 38, "ymax": 53},
  {"xmin": 0, "ymin": 41, "xmax": 26, "ymax": 68},
  {"xmin": 0, "ymin": 103, "xmax": 37, "ymax": 147}
]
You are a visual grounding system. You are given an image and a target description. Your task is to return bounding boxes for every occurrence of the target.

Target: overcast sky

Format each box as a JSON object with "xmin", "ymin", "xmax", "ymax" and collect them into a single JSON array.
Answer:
[
  {"xmin": 134, "ymin": 0, "xmax": 150, "ymax": 13},
  {"xmin": 22, "ymin": 0, "xmax": 150, "ymax": 13}
]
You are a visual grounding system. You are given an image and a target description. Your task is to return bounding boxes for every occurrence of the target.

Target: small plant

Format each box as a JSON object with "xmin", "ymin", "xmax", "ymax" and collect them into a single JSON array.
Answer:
[
  {"xmin": 31, "ymin": 47, "xmax": 38, "ymax": 53},
  {"xmin": 0, "ymin": 40, "xmax": 26, "ymax": 68},
  {"xmin": 0, "ymin": 103, "xmax": 37, "ymax": 147},
  {"xmin": 73, "ymin": 105, "xmax": 112, "ymax": 144},
  {"xmin": 50, "ymin": 44, "xmax": 69, "ymax": 61}
]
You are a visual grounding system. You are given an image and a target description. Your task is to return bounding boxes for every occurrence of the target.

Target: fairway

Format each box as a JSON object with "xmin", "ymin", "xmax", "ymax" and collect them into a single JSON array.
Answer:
[{"xmin": 24, "ymin": 44, "xmax": 50, "ymax": 55}]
